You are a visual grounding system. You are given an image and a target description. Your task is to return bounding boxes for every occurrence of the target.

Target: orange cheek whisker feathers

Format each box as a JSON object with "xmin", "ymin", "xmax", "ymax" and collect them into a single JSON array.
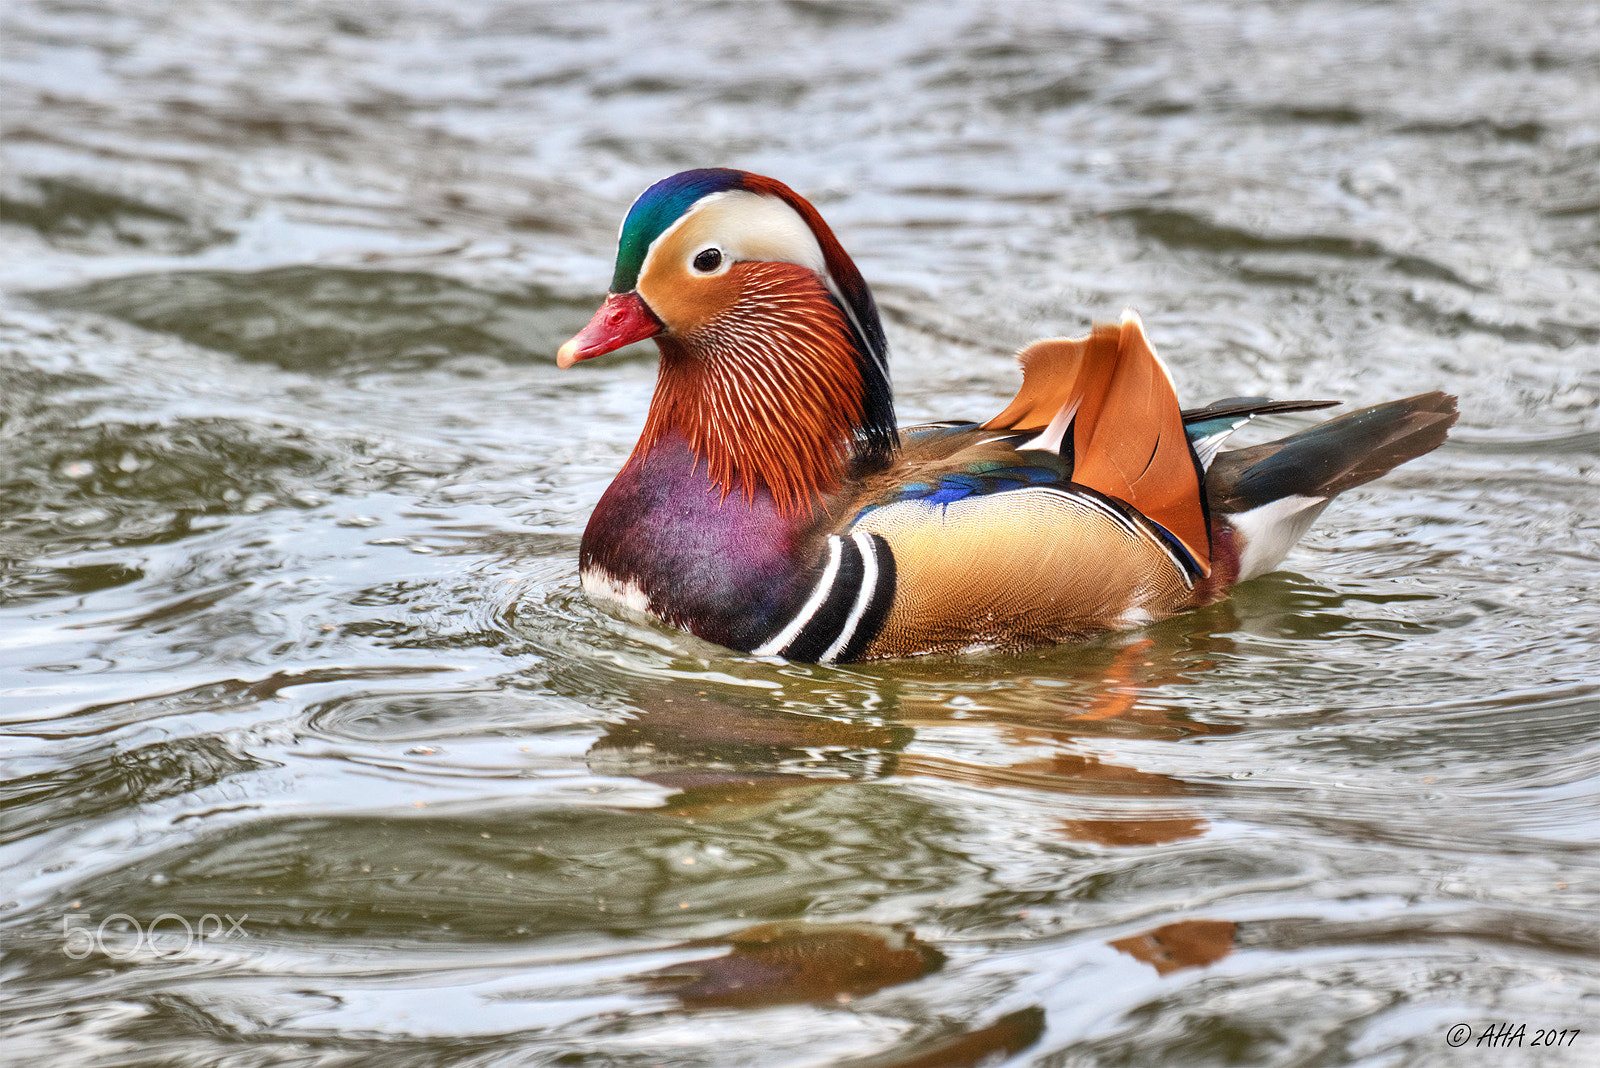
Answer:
[{"xmin": 633, "ymin": 263, "xmax": 869, "ymax": 516}]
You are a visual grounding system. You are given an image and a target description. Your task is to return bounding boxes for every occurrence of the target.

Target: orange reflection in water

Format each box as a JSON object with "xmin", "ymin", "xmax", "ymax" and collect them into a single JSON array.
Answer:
[
  {"xmin": 1109, "ymin": 919, "xmax": 1238, "ymax": 975},
  {"xmin": 853, "ymin": 1006, "xmax": 1047, "ymax": 1068},
  {"xmin": 647, "ymin": 922, "xmax": 943, "ymax": 1008}
]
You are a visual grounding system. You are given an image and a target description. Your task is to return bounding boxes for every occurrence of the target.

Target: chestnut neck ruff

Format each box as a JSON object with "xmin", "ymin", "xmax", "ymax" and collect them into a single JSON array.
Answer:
[{"xmin": 633, "ymin": 262, "xmax": 886, "ymax": 517}]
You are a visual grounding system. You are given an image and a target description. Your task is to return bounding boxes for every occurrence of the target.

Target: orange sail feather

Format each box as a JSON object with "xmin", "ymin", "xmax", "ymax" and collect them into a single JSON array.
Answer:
[{"xmin": 984, "ymin": 311, "xmax": 1210, "ymax": 575}]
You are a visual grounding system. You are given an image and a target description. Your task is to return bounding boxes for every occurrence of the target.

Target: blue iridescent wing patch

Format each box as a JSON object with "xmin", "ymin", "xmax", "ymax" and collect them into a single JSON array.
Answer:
[{"xmin": 885, "ymin": 462, "xmax": 1063, "ymax": 505}]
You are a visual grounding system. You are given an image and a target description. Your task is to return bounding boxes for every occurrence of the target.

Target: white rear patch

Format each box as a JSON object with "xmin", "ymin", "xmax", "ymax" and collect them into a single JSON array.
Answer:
[
  {"xmin": 581, "ymin": 567, "xmax": 659, "ymax": 620},
  {"xmin": 1230, "ymin": 495, "xmax": 1330, "ymax": 581}
]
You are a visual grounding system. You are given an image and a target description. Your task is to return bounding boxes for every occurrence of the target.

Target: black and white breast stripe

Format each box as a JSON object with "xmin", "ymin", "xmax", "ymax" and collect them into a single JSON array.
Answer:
[{"xmin": 753, "ymin": 531, "xmax": 897, "ymax": 663}]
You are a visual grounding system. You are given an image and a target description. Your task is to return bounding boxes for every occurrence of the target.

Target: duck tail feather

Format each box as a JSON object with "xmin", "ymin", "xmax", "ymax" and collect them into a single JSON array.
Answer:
[{"xmin": 1207, "ymin": 391, "xmax": 1458, "ymax": 515}]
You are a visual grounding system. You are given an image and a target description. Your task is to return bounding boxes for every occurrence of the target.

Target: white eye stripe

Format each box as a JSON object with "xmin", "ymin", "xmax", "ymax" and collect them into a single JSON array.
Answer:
[{"xmin": 641, "ymin": 190, "xmax": 829, "ymax": 285}]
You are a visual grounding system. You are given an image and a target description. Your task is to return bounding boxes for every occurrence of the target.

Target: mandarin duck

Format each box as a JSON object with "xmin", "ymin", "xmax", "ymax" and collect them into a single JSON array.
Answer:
[{"xmin": 557, "ymin": 168, "xmax": 1456, "ymax": 662}]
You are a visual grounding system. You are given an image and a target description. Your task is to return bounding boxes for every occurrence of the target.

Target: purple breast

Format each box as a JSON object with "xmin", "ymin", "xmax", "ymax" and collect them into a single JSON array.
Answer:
[{"xmin": 580, "ymin": 433, "xmax": 822, "ymax": 651}]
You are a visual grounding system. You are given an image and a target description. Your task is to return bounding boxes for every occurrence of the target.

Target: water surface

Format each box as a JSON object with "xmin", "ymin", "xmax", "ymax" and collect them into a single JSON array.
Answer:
[{"xmin": 3, "ymin": 2, "xmax": 1599, "ymax": 1065}]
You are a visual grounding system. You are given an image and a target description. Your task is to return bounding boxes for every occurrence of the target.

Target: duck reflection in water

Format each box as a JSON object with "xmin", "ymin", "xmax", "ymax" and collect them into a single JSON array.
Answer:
[
  {"xmin": 643, "ymin": 921, "xmax": 1045, "ymax": 1067},
  {"xmin": 646, "ymin": 921, "xmax": 945, "ymax": 1008},
  {"xmin": 570, "ymin": 621, "xmax": 1248, "ymax": 1063},
  {"xmin": 584, "ymin": 620, "xmax": 1240, "ymax": 846}
]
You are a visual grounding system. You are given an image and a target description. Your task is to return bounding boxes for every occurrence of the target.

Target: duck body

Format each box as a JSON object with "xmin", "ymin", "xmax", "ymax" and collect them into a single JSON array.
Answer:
[{"xmin": 561, "ymin": 169, "xmax": 1456, "ymax": 662}]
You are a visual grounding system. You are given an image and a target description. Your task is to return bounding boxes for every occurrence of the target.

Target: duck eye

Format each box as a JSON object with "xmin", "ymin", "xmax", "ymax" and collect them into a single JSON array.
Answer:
[{"xmin": 692, "ymin": 248, "xmax": 723, "ymax": 273}]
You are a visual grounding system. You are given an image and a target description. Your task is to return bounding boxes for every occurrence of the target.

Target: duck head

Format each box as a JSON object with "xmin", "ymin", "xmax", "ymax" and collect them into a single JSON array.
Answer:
[{"xmin": 558, "ymin": 168, "xmax": 897, "ymax": 514}]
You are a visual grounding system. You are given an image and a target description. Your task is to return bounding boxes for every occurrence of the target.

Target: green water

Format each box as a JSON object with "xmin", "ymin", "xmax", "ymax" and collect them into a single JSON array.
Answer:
[{"xmin": 3, "ymin": 2, "xmax": 1598, "ymax": 1065}]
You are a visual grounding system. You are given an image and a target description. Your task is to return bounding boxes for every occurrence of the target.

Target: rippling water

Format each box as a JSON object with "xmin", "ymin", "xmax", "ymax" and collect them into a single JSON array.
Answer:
[{"xmin": 3, "ymin": 2, "xmax": 1599, "ymax": 1064}]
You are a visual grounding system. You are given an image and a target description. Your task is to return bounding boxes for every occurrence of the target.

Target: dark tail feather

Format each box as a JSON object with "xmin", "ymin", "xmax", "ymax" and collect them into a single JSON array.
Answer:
[
  {"xmin": 1208, "ymin": 391, "xmax": 1458, "ymax": 514},
  {"xmin": 1180, "ymin": 396, "xmax": 1340, "ymax": 425}
]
